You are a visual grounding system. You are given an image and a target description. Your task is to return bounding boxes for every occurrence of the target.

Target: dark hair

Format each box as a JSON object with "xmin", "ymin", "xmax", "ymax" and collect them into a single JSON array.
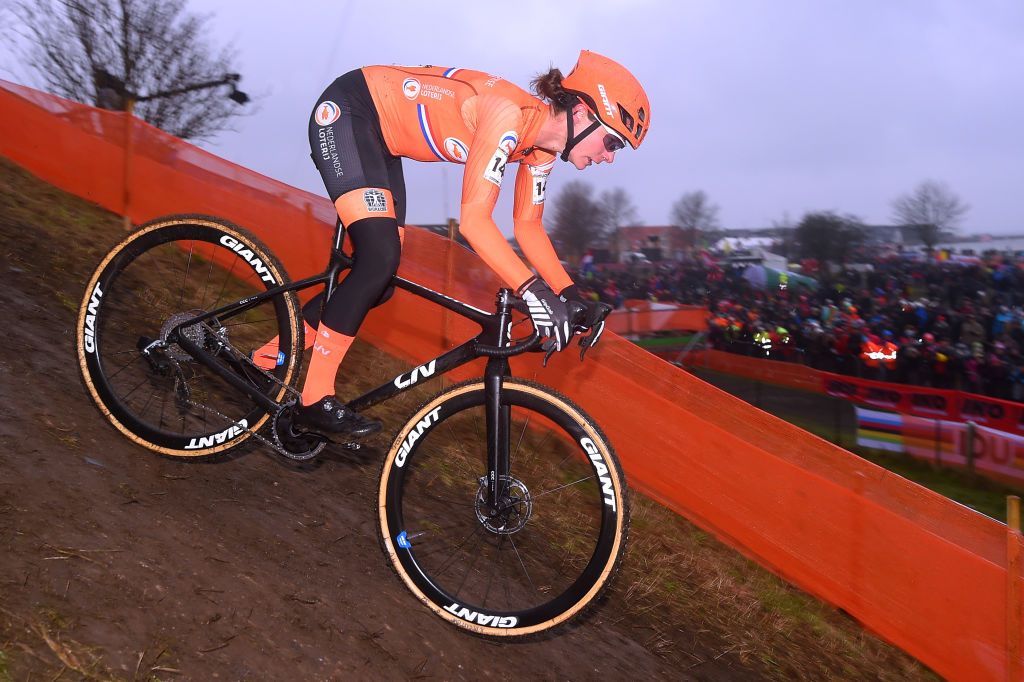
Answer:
[{"xmin": 531, "ymin": 67, "xmax": 576, "ymax": 113}]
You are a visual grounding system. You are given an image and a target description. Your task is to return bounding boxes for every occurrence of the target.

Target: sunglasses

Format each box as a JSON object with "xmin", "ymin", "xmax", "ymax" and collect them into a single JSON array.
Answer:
[
  {"xmin": 603, "ymin": 134, "xmax": 625, "ymax": 153},
  {"xmin": 600, "ymin": 122, "xmax": 626, "ymax": 153}
]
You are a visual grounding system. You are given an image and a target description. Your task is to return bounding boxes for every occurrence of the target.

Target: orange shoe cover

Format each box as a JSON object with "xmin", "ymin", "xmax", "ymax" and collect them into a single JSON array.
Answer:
[{"xmin": 253, "ymin": 321, "xmax": 317, "ymax": 370}]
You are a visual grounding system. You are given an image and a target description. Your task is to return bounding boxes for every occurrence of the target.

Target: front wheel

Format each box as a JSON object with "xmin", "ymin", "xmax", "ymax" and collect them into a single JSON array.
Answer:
[{"xmin": 377, "ymin": 378, "xmax": 629, "ymax": 638}]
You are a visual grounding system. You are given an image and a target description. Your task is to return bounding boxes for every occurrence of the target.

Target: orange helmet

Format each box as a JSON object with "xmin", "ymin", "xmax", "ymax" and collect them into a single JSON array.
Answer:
[{"xmin": 561, "ymin": 50, "xmax": 650, "ymax": 150}]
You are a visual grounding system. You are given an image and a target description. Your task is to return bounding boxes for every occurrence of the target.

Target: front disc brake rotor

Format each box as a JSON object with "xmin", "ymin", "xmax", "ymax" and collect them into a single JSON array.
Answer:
[{"xmin": 475, "ymin": 476, "xmax": 533, "ymax": 535}]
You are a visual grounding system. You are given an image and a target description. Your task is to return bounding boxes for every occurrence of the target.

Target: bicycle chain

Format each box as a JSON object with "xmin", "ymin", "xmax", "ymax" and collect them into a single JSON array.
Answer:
[
  {"xmin": 179, "ymin": 389, "xmax": 295, "ymax": 458},
  {"xmin": 179, "ymin": 323, "xmax": 308, "ymax": 457}
]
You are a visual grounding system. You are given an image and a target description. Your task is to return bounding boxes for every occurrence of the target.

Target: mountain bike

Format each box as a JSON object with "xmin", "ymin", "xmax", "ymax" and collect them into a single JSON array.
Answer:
[{"xmin": 75, "ymin": 214, "xmax": 628, "ymax": 638}]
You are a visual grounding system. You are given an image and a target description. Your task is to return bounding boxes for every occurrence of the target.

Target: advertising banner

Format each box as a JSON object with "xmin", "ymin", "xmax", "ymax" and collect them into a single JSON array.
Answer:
[
  {"xmin": 855, "ymin": 407, "xmax": 1024, "ymax": 486},
  {"xmin": 824, "ymin": 373, "xmax": 1024, "ymax": 437}
]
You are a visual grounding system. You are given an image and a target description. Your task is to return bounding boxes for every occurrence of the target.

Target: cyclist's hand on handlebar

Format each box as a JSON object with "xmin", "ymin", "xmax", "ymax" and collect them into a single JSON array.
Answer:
[
  {"xmin": 519, "ymin": 277, "xmax": 572, "ymax": 352},
  {"xmin": 561, "ymin": 285, "xmax": 612, "ymax": 354}
]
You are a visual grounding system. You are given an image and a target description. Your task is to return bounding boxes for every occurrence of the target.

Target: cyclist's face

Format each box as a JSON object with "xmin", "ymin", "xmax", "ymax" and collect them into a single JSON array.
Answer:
[
  {"xmin": 566, "ymin": 108, "xmax": 621, "ymax": 170},
  {"xmin": 568, "ymin": 125, "xmax": 617, "ymax": 169}
]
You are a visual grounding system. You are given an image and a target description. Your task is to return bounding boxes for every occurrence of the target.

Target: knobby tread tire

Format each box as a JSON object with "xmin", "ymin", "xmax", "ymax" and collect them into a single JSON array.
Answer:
[
  {"xmin": 76, "ymin": 214, "xmax": 302, "ymax": 459},
  {"xmin": 376, "ymin": 377, "xmax": 630, "ymax": 640}
]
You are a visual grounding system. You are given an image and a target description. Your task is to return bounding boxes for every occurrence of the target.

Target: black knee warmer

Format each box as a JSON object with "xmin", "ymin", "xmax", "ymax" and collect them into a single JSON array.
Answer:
[{"xmin": 303, "ymin": 217, "xmax": 401, "ymax": 336}]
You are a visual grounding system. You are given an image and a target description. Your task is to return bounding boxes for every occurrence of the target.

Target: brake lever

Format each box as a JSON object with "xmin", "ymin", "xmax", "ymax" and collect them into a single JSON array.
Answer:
[
  {"xmin": 542, "ymin": 340, "xmax": 557, "ymax": 367},
  {"xmin": 578, "ymin": 328, "xmax": 596, "ymax": 361},
  {"xmin": 578, "ymin": 320, "xmax": 606, "ymax": 361}
]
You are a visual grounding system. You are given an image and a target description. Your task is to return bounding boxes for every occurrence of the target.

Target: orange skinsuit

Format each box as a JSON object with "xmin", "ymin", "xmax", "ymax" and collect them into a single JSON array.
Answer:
[{"xmin": 361, "ymin": 65, "xmax": 572, "ymax": 294}]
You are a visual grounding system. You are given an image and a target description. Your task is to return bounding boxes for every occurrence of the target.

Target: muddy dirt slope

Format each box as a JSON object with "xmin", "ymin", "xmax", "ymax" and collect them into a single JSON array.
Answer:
[{"xmin": 0, "ymin": 157, "xmax": 932, "ymax": 681}]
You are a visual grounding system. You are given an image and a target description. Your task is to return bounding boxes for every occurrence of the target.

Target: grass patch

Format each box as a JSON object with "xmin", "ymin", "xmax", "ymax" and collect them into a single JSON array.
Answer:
[
  {"xmin": 612, "ymin": 494, "xmax": 936, "ymax": 681},
  {"xmin": 0, "ymin": 650, "xmax": 11, "ymax": 682},
  {"xmin": 633, "ymin": 334, "xmax": 697, "ymax": 349},
  {"xmin": 691, "ymin": 366, "xmax": 1023, "ymax": 522}
]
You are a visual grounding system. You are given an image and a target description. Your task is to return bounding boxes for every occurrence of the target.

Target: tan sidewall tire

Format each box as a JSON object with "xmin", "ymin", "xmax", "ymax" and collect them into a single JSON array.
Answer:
[
  {"xmin": 377, "ymin": 378, "xmax": 628, "ymax": 638},
  {"xmin": 76, "ymin": 215, "xmax": 301, "ymax": 458}
]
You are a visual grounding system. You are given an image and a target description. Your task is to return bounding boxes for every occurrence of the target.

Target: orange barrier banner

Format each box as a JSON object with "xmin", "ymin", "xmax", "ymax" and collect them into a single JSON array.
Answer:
[
  {"xmin": 606, "ymin": 304, "xmax": 709, "ymax": 335},
  {"xmin": 683, "ymin": 348, "xmax": 823, "ymax": 393},
  {"xmin": 2, "ymin": 80, "xmax": 1021, "ymax": 681},
  {"xmin": 687, "ymin": 349, "xmax": 1024, "ymax": 437}
]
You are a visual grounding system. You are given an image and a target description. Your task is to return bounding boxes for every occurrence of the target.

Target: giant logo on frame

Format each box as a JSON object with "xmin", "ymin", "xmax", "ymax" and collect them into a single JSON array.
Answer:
[{"xmin": 315, "ymin": 100, "xmax": 341, "ymax": 126}]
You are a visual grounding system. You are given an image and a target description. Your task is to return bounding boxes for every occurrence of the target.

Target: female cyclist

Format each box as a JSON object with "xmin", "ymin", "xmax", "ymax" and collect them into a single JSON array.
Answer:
[{"xmin": 253, "ymin": 50, "xmax": 651, "ymax": 436}]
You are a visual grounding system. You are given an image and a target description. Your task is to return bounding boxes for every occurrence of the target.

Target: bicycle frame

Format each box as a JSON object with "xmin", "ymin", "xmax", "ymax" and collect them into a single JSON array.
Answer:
[{"xmin": 170, "ymin": 220, "xmax": 528, "ymax": 510}]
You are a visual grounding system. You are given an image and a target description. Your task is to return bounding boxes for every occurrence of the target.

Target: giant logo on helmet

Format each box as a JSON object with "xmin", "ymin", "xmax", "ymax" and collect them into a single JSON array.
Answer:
[
  {"xmin": 596, "ymin": 84, "xmax": 615, "ymax": 118},
  {"xmin": 315, "ymin": 100, "xmax": 341, "ymax": 126}
]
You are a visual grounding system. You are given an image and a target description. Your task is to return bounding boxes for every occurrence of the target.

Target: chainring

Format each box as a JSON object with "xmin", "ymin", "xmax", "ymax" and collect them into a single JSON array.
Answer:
[{"xmin": 271, "ymin": 402, "xmax": 328, "ymax": 461}]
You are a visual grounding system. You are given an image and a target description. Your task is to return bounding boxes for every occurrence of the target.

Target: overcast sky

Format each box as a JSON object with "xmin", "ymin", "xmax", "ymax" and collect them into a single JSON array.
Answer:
[{"xmin": 2, "ymin": 1, "xmax": 1022, "ymax": 235}]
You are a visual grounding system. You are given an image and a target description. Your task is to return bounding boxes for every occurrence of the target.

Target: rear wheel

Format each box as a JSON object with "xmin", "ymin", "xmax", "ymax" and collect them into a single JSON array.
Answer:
[
  {"xmin": 378, "ymin": 378, "xmax": 629, "ymax": 638},
  {"xmin": 76, "ymin": 214, "xmax": 303, "ymax": 458}
]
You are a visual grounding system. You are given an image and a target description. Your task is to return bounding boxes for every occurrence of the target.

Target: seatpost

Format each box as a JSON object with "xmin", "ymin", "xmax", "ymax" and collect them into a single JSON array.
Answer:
[
  {"xmin": 322, "ymin": 219, "xmax": 347, "ymax": 306},
  {"xmin": 485, "ymin": 289, "xmax": 513, "ymax": 509}
]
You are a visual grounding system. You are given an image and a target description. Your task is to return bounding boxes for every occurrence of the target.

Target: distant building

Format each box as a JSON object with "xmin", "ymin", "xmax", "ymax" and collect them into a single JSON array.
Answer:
[
  {"xmin": 614, "ymin": 225, "xmax": 694, "ymax": 261},
  {"xmin": 723, "ymin": 223, "xmax": 939, "ymax": 250},
  {"xmin": 857, "ymin": 224, "xmax": 942, "ymax": 247}
]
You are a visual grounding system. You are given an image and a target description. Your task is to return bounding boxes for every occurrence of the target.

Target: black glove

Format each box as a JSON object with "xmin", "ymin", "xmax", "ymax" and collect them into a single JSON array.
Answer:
[
  {"xmin": 519, "ymin": 277, "xmax": 571, "ymax": 351},
  {"xmin": 561, "ymin": 284, "xmax": 609, "ymax": 349}
]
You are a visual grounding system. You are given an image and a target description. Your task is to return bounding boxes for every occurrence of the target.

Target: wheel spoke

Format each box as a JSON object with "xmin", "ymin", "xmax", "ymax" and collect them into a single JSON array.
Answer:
[
  {"xmin": 530, "ymin": 475, "xmax": 596, "ymax": 500},
  {"xmin": 80, "ymin": 222, "xmax": 300, "ymax": 456},
  {"xmin": 178, "ymin": 240, "xmax": 197, "ymax": 310},
  {"xmin": 211, "ymin": 251, "xmax": 241, "ymax": 311},
  {"xmin": 385, "ymin": 384, "xmax": 626, "ymax": 632},
  {"xmin": 507, "ymin": 533, "xmax": 537, "ymax": 593},
  {"xmin": 102, "ymin": 352, "xmax": 146, "ymax": 381}
]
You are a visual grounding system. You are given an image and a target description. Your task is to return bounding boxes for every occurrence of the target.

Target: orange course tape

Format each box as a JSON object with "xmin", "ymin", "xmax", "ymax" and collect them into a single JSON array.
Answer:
[{"xmin": 1, "ymin": 80, "xmax": 1018, "ymax": 680}]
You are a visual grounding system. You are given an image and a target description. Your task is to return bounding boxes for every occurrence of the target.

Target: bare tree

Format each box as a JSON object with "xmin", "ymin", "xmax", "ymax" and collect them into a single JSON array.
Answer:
[
  {"xmin": 551, "ymin": 181, "xmax": 607, "ymax": 264},
  {"xmin": 670, "ymin": 189, "xmax": 720, "ymax": 249},
  {"xmin": 670, "ymin": 190, "xmax": 720, "ymax": 232},
  {"xmin": 11, "ymin": 0, "xmax": 248, "ymax": 141},
  {"xmin": 599, "ymin": 187, "xmax": 639, "ymax": 233},
  {"xmin": 794, "ymin": 211, "xmax": 864, "ymax": 273},
  {"xmin": 891, "ymin": 180, "xmax": 969, "ymax": 251}
]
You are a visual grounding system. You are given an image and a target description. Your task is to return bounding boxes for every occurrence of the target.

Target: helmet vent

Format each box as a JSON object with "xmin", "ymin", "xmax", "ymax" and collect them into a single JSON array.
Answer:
[{"xmin": 618, "ymin": 105, "xmax": 635, "ymax": 135}]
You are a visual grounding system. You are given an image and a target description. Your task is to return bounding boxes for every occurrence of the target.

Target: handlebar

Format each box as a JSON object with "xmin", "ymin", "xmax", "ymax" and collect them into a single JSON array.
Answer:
[
  {"xmin": 474, "ymin": 300, "xmax": 611, "ymax": 359},
  {"xmin": 475, "ymin": 332, "xmax": 542, "ymax": 357}
]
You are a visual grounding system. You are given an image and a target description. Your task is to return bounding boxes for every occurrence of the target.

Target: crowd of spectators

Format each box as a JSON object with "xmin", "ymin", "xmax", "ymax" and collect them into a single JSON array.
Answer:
[{"xmin": 572, "ymin": 253, "xmax": 1024, "ymax": 402}]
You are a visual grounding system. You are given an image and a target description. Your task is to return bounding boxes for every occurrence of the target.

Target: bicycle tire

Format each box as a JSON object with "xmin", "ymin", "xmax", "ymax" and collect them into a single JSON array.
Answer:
[
  {"xmin": 76, "ymin": 214, "xmax": 303, "ymax": 458},
  {"xmin": 377, "ymin": 378, "xmax": 629, "ymax": 639}
]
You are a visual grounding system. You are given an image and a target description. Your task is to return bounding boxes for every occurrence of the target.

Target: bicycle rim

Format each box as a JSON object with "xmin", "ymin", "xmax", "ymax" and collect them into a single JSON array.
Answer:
[
  {"xmin": 378, "ymin": 379, "xmax": 628, "ymax": 638},
  {"xmin": 77, "ymin": 216, "xmax": 302, "ymax": 457}
]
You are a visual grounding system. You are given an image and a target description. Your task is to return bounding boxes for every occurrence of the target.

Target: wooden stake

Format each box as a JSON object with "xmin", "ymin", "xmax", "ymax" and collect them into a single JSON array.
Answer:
[
  {"xmin": 122, "ymin": 98, "xmax": 135, "ymax": 231},
  {"xmin": 1008, "ymin": 495, "xmax": 1021, "ymax": 682}
]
